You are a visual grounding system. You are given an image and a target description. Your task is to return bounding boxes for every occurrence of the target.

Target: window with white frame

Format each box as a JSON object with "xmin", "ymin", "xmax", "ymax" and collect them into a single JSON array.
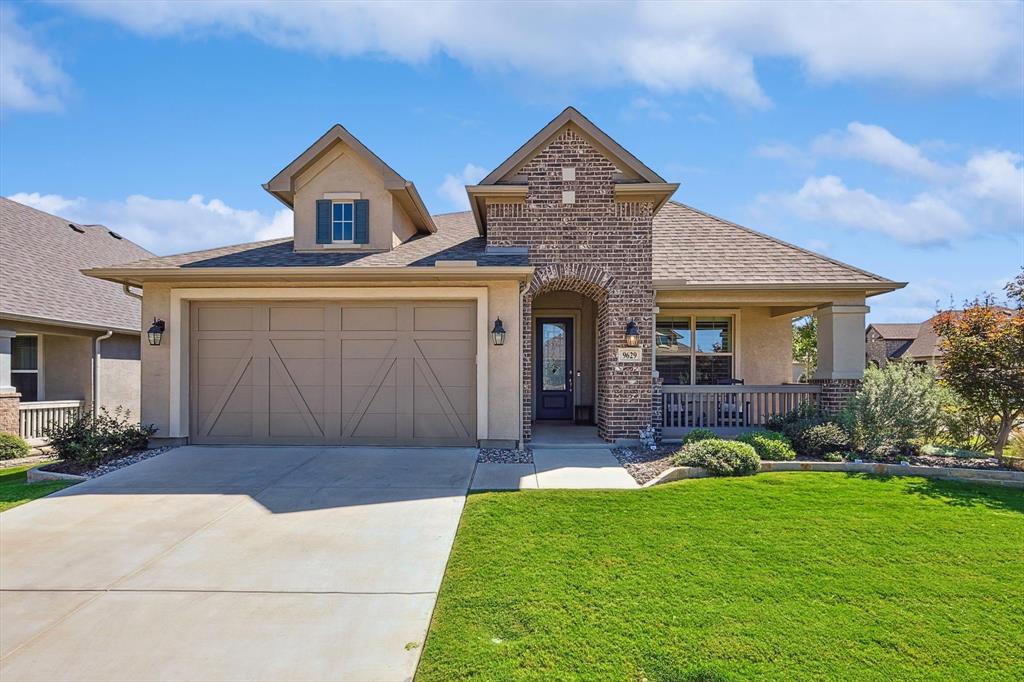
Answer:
[
  {"xmin": 655, "ymin": 315, "xmax": 735, "ymax": 385},
  {"xmin": 11, "ymin": 335, "xmax": 39, "ymax": 402},
  {"xmin": 332, "ymin": 201, "xmax": 354, "ymax": 242}
]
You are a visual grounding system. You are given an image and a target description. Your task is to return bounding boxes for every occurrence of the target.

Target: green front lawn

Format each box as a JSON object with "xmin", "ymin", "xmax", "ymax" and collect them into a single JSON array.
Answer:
[
  {"xmin": 0, "ymin": 464, "xmax": 76, "ymax": 512},
  {"xmin": 419, "ymin": 473, "xmax": 1024, "ymax": 681}
]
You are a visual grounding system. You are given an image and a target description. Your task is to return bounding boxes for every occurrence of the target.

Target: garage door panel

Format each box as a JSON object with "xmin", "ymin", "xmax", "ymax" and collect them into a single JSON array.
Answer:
[
  {"xmin": 191, "ymin": 301, "xmax": 476, "ymax": 445},
  {"xmin": 413, "ymin": 386, "xmax": 473, "ymax": 414},
  {"xmin": 197, "ymin": 306, "xmax": 254, "ymax": 331},
  {"xmin": 269, "ymin": 307, "xmax": 325, "ymax": 331},
  {"xmin": 413, "ymin": 306, "xmax": 473, "ymax": 331},
  {"xmin": 343, "ymin": 307, "xmax": 398, "ymax": 331}
]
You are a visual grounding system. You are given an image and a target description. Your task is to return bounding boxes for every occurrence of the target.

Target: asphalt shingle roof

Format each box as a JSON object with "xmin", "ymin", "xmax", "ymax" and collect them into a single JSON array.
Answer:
[
  {"xmin": 97, "ymin": 200, "xmax": 895, "ymax": 289},
  {"xmin": 653, "ymin": 202, "xmax": 893, "ymax": 286},
  {"xmin": 1, "ymin": 197, "xmax": 154, "ymax": 331},
  {"xmin": 869, "ymin": 323, "xmax": 922, "ymax": 339}
]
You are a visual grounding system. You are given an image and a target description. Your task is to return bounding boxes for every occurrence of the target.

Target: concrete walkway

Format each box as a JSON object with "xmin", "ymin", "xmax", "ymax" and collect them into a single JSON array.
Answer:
[
  {"xmin": 0, "ymin": 445, "xmax": 477, "ymax": 682},
  {"xmin": 472, "ymin": 447, "xmax": 639, "ymax": 491}
]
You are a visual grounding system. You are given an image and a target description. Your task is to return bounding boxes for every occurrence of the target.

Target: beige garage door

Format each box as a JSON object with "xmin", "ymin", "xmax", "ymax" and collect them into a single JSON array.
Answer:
[{"xmin": 190, "ymin": 301, "xmax": 476, "ymax": 446}]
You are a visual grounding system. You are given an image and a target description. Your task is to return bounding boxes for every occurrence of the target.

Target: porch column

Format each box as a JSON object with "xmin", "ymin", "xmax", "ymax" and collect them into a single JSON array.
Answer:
[
  {"xmin": 811, "ymin": 304, "xmax": 869, "ymax": 414},
  {"xmin": 0, "ymin": 329, "xmax": 20, "ymax": 436}
]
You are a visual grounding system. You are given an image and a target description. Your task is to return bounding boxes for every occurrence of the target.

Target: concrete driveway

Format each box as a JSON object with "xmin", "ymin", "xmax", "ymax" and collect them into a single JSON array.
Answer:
[{"xmin": 0, "ymin": 446, "xmax": 477, "ymax": 682}]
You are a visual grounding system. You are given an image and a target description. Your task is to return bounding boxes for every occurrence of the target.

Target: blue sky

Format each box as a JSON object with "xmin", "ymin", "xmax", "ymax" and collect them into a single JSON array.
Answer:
[{"xmin": 2, "ymin": 1, "xmax": 1022, "ymax": 323}]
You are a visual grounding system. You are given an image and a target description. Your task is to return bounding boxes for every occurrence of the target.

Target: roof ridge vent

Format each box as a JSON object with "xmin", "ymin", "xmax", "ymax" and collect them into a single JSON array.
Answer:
[{"xmin": 69, "ymin": 223, "xmax": 85, "ymax": 233}]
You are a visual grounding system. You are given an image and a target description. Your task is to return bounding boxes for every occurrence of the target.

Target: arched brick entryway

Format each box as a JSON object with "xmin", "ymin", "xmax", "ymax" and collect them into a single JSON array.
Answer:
[{"xmin": 523, "ymin": 264, "xmax": 653, "ymax": 443}]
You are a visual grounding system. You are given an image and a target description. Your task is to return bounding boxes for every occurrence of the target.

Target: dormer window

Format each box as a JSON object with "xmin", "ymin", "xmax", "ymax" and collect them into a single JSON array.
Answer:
[{"xmin": 332, "ymin": 201, "xmax": 354, "ymax": 243}]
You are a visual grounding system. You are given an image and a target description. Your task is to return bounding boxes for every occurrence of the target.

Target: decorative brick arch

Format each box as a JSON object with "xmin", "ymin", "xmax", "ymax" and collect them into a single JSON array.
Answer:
[
  {"xmin": 526, "ymin": 263, "xmax": 614, "ymax": 301},
  {"xmin": 522, "ymin": 264, "xmax": 622, "ymax": 442}
]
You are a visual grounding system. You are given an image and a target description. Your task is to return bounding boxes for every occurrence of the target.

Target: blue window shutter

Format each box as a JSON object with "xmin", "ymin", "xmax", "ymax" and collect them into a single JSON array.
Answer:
[
  {"xmin": 315, "ymin": 200, "xmax": 331, "ymax": 244},
  {"xmin": 354, "ymin": 199, "xmax": 369, "ymax": 244}
]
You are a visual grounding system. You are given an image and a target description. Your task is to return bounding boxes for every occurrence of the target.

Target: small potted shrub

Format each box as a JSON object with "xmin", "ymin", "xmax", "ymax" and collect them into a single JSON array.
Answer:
[{"xmin": 673, "ymin": 438, "xmax": 760, "ymax": 476}]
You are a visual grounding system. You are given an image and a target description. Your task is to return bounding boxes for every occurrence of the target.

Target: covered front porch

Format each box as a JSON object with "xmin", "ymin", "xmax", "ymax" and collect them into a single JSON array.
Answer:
[{"xmin": 653, "ymin": 288, "xmax": 872, "ymax": 440}]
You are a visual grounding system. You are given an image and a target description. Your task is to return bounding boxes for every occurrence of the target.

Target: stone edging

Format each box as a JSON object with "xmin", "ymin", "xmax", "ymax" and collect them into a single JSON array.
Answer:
[
  {"xmin": 27, "ymin": 467, "xmax": 87, "ymax": 484},
  {"xmin": 643, "ymin": 460, "xmax": 1024, "ymax": 488}
]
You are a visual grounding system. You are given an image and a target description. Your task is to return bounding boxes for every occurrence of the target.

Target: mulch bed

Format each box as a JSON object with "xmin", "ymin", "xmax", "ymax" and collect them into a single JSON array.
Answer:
[
  {"xmin": 612, "ymin": 445, "xmax": 677, "ymax": 485},
  {"xmin": 478, "ymin": 448, "xmax": 533, "ymax": 464},
  {"xmin": 39, "ymin": 447, "xmax": 175, "ymax": 479}
]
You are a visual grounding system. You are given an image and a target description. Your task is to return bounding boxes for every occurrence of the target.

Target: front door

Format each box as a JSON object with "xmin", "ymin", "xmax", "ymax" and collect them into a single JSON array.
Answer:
[{"xmin": 535, "ymin": 317, "xmax": 574, "ymax": 420}]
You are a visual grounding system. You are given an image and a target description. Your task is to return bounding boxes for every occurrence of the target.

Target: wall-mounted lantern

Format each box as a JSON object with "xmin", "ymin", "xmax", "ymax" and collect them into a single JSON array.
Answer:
[
  {"xmin": 491, "ymin": 318, "xmax": 507, "ymax": 346},
  {"xmin": 147, "ymin": 318, "xmax": 166, "ymax": 346},
  {"xmin": 624, "ymin": 319, "xmax": 640, "ymax": 347}
]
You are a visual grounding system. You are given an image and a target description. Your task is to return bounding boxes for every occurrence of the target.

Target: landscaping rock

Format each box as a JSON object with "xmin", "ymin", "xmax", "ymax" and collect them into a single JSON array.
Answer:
[
  {"xmin": 40, "ymin": 447, "xmax": 175, "ymax": 479},
  {"xmin": 478, "ymin": 448, "xmax": 533, "ymax": 464},
  {"xmin": 612, "ymin": 445, "xmax": 677, "ymax": 485}
]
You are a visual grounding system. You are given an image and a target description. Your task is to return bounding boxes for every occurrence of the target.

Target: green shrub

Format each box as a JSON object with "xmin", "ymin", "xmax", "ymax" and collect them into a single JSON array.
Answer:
[
  {"xmin": 0, "ymin": 433, "xmax": 30, "ymax": 460},
  {"xmin": 799, "ymin": 423, "xmax": 851, "ymax": 457},
  {"xmin": 673, "ymin": 439, "xmax": 760, "ymax": 476},
  {"xmin": 840, "ymin": 363, "xmax": 946, "ymax": 453},
  {"xmin": 682, "ymin": 428, "xmax": 718, "ymax": 445},
  {"xmin": 735, "ymin": 430, "xmax": 796, "ymax": 461},
  {"xmin": 44, "ymin": 407, "xmax": 155, "ymax": 469},
  {"xmin": 766, "ymin": 402, "xmax": 825, "ymax": 434},
  {"xmin": 822, "ymin": 451, "xmax": 844, "ymax": 462}
]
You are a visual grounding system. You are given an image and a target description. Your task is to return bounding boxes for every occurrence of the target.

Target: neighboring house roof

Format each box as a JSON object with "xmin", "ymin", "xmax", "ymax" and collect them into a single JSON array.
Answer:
[
  {"xmin": 0, "ymin": 197, "xmax": 154, "ymax": 333},
  {"xmin": 867, "ymin": 323, "xmax": 922, "ymax": 339},
  {"xmin": 87, "ymin": 201, "xmax": 902, "ymax": 296},
  {"xmin": 263, "ymin": 123, "xmax": 436, "ymax": 234},
  {"xmin": 903, "ymin": 319, "xmax": 942, "ymax": 359},
  {"xmin": 653, "ymin": 202, "xmax": 901, "ymax": 291}
]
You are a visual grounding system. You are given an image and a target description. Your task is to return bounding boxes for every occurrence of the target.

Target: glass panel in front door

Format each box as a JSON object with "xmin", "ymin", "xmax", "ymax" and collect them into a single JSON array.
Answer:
[{"xmin": 542, "ymin": 322, "xmax": 567, "ymax": 391}]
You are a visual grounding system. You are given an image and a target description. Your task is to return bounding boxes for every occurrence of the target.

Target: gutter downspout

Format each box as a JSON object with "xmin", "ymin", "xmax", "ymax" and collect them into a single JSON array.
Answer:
[
  {"xmin": 122, "ymin": 283, "xmax": 143, "ymax": 301},
  {"xmin": 93, "ymin": 331, "xmax": 113, "ymax": 416}
]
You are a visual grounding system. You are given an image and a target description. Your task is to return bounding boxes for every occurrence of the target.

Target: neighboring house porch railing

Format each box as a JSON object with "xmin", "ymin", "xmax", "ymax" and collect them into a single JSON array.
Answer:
[
  {"xmin": 19, "ymin": 400, "xmax": 86, "ymax": 445},
  {"xmin": 662, "ymin": 384, "xmax": 820, "ymax": 437}
]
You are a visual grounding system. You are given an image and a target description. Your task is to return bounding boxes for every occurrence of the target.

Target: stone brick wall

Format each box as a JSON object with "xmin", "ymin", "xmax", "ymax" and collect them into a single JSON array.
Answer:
[
  {"xmin": 487, "ymin": 127, "xmax": 655, "ymax": 442},
  {"xmin": 866, "ymin": 331, "xmax": 914, "ymax": 368},
  {"xmin": 809, "ymin": 378, "xmax": 861, "ymax": 415},
  {"xmin": 0, "ymin": 392, "xmax": 20, "ymax": 437}
]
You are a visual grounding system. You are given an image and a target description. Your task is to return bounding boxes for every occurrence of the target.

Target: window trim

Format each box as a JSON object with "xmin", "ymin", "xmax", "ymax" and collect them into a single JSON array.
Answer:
[
  {"xmin": 331, "ymin": 200, "xmax": 355, "ymax": 244},
  {"xmin": 654, "ymin": 309, "xmax": 742, "ymax": 386},
  {"xmin": 10, "ymin": 334, "xmax": 44, "ymax": 402}
]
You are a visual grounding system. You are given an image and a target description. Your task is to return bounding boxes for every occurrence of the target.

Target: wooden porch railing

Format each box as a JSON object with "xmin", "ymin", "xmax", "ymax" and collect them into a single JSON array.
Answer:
[
  {"xmin": 19, "ymin": 400, "xmax": 86, "ymax": 444},
  {"xmin": 662, "ymin": 384, "xmax": 820, "ymax": 436}
]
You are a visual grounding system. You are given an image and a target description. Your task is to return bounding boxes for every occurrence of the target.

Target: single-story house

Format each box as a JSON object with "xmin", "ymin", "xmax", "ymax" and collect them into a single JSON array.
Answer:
[
  {"xmin": 85, "ymin": 107, "xmax": 905, "ymax": 447},
  {"xmin": 0, "ymin": 197, "xmax": 154, "ymax": 443},
  {"xmin": 865, "ymin": 322, "xmax": 925, "ymax": 367}
]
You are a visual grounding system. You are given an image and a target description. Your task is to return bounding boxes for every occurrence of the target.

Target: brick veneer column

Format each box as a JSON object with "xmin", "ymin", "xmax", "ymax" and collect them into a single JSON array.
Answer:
[
  {"xmin": 0, "ymin": 330, "xmax": 19, "ymax": 436},
  {"xmin": 488, "ymin": 128, "xmax": 655, "ymax": 442},
  {"xmin": 809, "ymin": 378, "xmax": 861, "ymax": 415}
]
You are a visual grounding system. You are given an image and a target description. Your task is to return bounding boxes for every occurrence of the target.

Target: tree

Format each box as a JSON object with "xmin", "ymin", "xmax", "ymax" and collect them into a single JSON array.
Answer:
[
  {"xmin": 793, "ymin": 315, "xmax": 817, "ymax": 381},
  {"xmin": 932, "ymin": 272, "xmax": 1024, "ymax": 457}
]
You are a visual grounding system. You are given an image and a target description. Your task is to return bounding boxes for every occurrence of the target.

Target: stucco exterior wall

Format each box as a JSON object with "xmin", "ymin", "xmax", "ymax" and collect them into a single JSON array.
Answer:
[
  {"xmin": 43, "ymin": 334, "xmax": 91, "ymax": 403},
  {"xmin": 98, "ymin": 333, "xmax": 141, "ymax": 416},
  {"xmin": 292, "ymin": 141, "xmax": 405, "ymax": 252},
  {"xmin": 140, "ymin": 279, "xmax": 523, "ymax": 444},
  {"xmin": 738, "ymin": 308, "xmax": 793, "ymax": 384}
]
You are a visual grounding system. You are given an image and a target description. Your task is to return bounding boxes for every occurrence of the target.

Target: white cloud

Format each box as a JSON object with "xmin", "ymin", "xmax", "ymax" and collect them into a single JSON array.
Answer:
[
  {"xmin": 8, "ymin": 192, "xmax": 292, "ymax": 255},
  {"xmin": 0, "ymin": 6, "xmax": 70, "ymax": 111},
  {"xmin": 62, "ymin": 0, "xmax": 1023, "ymax": 108},
  {"xmin": 811, "ymin": 122, "xmax": 953, "ymax": 182},
  {"xmin": 438, "ymin": 163, "xmax": 486, "ymax": 211},
  {"xmin": 768, "ymin": 175, "xmax": 970, "ymax": 246},
  {"xmin": 758, "ymin": 122, "xmax": 1024, "ymax": 246},
  {"xmin": 623, "ymin": 97, "xmax": 672, "ymax": 122}
]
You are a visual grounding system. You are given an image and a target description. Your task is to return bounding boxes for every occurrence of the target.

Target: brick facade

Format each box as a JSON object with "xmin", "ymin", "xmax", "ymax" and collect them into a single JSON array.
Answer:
[
  {"xmin": 0, "ymin": 392, "xmax": 20, "ymax": 437},
  {"xmin": 809, "ymin": 378, "xmax": 861, "ymax": 415},
  {"xmin": 487, "ymin": 128, "xmax": 655, "ymax": 442},
  {"xmin": 865, "ymin": 330, "xmax": 913, "ymax": 368}
]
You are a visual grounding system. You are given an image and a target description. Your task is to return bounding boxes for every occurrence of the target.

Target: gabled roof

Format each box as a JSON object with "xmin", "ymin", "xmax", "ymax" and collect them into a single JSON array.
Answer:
[
  {"xmin": 653, "ymin": 202, "xmax": 904, "ymax": 292},
  {"xmin": 0, "ymin": 197, "xmax": 154, "ymax": 333},
  {"xmin": 468, "ymin": 107, "xmax": 679, "ymax": 233},
  {"xmin": 480, "ymin": 106, "xmax": 667, "ymax": 185},
  {"xmin": 263, "ymin": 124, "xmax": 436, "ymax": 234},
  {"xmin": 868, "ymin": 323, "xmax": 921, "ymax": 339}
]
